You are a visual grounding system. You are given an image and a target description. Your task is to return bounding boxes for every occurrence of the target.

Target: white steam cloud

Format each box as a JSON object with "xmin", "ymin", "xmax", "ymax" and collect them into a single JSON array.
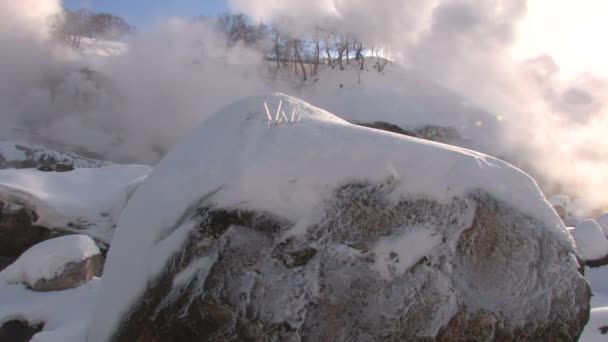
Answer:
[
  {"xmin": 230, "ymin": 0, "xmax": 608, "ymax": 213},
  {"xmin": 1, "ymin": 0, "xmax": 607, "ymax": 213}
]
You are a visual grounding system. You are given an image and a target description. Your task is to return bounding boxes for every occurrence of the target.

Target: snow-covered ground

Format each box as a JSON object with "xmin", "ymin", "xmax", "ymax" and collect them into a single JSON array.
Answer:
[
  {"xmin": 0, "ymin": 279, "xmax": 100, "ymax": 342},
  {"xmin": 0, "ymin": 164, "xmax": 150, "ymax": 242}
]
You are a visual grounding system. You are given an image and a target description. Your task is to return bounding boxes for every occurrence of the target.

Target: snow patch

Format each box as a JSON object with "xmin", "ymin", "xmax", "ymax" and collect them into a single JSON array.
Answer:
[{"xmin": 373, "ymin": 227, "xmax": 442, "ymax": 280}]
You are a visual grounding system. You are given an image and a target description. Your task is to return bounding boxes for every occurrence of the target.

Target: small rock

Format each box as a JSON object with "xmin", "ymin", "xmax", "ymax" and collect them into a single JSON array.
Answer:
[
  {"xmin": 0, "ymin": 235, "xmax": 104, "ymax": 291},
  {"xmin": 32, "ymin": 253, "xmax": 104, "ymax": 292}
]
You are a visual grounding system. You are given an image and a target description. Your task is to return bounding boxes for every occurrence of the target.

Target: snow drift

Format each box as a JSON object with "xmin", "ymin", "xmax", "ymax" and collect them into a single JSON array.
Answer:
[
  {"xmin": 90, "ymin": 94, "xmax": 589, "ymax": 341},
  {"xmin": 0, "ymin": 164, "xmax": 150, "ymax": 243}
]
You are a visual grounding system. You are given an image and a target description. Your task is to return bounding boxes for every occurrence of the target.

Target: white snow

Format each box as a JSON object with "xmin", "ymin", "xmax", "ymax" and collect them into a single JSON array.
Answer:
[
  {"xmin": 597, "ymin": 213, "xmax": 608, "ymax": 237},
  {"xmin": 580, "ymin": 308, "xmax": 608, "ymax": 342},
  {"xmin": 298, "ymin": 67, "xmax": 501, "ymax": 154},
  {"xmin": 0, "ymin": 235, "xmax": 100, "ymax": 287},
  {"xmin": 172, "ymin": 254, "xmax": 216, "ymax": 288},
  {"xmin": 0, "ymin": 279, "xmax": 101, "ymax": 342},
  {"xmin": 373, "ymin": 227, "xmax": 442, "ymax": 280},
  {"xmin": 89, "ymin": 93, "xmax": 571, "ymax": 341},
  {"xmin": 0, "ymin": 164, "xmax": 150, "ymax": 242},
  {"xmin": 571, "ymin": 219, "xmax": 608, "ymax": 261},
  {"xmin": 0, "ymin": 141, "xmax": 107, "ymax": 169}
]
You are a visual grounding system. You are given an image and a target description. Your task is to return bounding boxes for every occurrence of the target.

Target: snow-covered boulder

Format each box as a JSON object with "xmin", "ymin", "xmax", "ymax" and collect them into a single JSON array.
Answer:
[
  {"xmin": 0, "ymin": 235, "xmax": 103, "ymax": 291},
  {"xmin": 0, "ymin": 164, "xmax": 150, "ymax": 249},
  {"xmin": 548, "ymin": 194, "xmax": 588, "ymax": 227},
  {"xmin": 89, "ymin": 94, "xmax": 590, "ymax": 341},
  {"xmin": 597, "ymin": 213, "xmax": 608, "ymax": 237},
  {"xmin": 572, "ymin": 219, "xmax": 608, "ymax": 267}
]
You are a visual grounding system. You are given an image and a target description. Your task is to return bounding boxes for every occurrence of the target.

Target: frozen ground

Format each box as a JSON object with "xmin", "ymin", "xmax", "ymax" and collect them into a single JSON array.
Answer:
[{"xmin": 0, "ymin": 164, "xmax": 150, "ymax": 243}]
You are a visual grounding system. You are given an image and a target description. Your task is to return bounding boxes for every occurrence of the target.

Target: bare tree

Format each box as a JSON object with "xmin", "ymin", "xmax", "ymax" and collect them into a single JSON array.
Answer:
[
  {"xmin": 51, "ymin": 9, "xmax": 131, "ymax": 47},
  {"xmin": 216, "ymin": 13, "xmax": 266, "ymax": 47},
  {"xmin": 293, "ymin": 39, "xmax": 307, "ymax": 81},
  {"xmin": 354, "ymin": 41, "xmax": 365, "ymax": 70}
]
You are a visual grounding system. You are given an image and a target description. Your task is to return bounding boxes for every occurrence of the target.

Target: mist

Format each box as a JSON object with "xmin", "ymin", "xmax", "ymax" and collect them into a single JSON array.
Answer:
[
  {"xmin": 230, "ymin": 0, "xmax": 608, "ymax": 213},
  {"xmin": 1, "ymin": 0, "xmax": 607, "ymax": 213}
]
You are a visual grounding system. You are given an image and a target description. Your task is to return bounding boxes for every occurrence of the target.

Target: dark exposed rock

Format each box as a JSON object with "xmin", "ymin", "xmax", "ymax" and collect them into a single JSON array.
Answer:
[
  {"xmin": 36, "ymin": 164, "xmax": 75, "ymax": 172},
  {"xmin": 0, "ymin": 320, "xmax": 43, "ymax": 342},
  {"xmin": 355, "ymin": 121, "xmax": 464, "ymax": 145},
  {"xmin": 356, "ymin": 121, "xmax": 419, "ymax": 138},
  {"xmin": 0, "ymin": 201, "xmax": 67, "ymax": 257},
  {"xmin": 584, "ymin": 254, "xmax": 608, "ymax": 268},
  {"xmin": 0, "ymin": 256, "xmax": 15, "ymax": 272},
  {"xmin": 105, "ymin": 185, "xmax": 589, "ymax": 342}
]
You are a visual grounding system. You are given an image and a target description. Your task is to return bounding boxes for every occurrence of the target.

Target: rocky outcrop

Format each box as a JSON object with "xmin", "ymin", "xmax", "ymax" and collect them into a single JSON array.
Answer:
[
  {"xmin": 105, "ymin": 187, "xmax": 589, "ymax": 342},
  {"xmin": 356, "ymin": 121, "xmax": 464, "ymax": 144},
  {"xmin": 0, "ymin": 201, "xmax": 66, "ymax": 257}
]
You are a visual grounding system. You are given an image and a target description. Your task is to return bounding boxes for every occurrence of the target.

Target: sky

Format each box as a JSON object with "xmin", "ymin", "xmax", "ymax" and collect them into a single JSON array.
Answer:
[
  {"xmin": 515, "ymin": 0, "xmax": 608, "ymax": 78},
  {"xmin": 62, "ymin": 0, "xmax": 229, "ymax": 28}
]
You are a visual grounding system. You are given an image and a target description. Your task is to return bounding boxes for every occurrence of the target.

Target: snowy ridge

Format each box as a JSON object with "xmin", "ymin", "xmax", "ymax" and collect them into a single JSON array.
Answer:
[
  {"xmin": 0, "ymin": 141, "xmax": 107, "ymax": 169},
  {"xmin": 89, "ymin": 93, "xmax": 572, "ymax": 341}
]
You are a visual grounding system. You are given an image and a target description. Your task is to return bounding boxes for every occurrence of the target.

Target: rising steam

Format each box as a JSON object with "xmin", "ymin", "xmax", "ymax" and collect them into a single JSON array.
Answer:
[{"xmin": 1, "ymin": 0, "xmax": 607, "ymax": 213}]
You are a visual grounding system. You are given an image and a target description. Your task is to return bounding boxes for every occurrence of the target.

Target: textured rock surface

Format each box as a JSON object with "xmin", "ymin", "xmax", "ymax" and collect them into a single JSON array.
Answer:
[
  {"xmin": 106, "ymin": 187, "xmax": 589, "ymax": 342},
  {"xmin": 31, "ymin": 253, "xmax": 104, "ymax": 292},
  {"xmin": 0, "ymin": 201, "xmax": 66, "ymax": 257}
]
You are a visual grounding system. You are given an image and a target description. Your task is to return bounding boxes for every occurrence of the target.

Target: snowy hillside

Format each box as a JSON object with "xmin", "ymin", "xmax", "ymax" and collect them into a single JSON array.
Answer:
[
  {"xmin": 297, "ymin": 66, "xmax": 501, "ymax": 155},
  {"xmin": 0, "ymin": 141, "xmax": 107, "ymax": 169}
]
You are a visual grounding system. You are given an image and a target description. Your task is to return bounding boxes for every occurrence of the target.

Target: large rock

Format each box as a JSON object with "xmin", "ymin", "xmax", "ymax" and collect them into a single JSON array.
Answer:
[
  {"xmin": 89, "ymin": 94, "xmax": 589, "ymax": 342},
  {"xmin": 0, "ymin": 235, "xmax": 103, "ymax": 291}
]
